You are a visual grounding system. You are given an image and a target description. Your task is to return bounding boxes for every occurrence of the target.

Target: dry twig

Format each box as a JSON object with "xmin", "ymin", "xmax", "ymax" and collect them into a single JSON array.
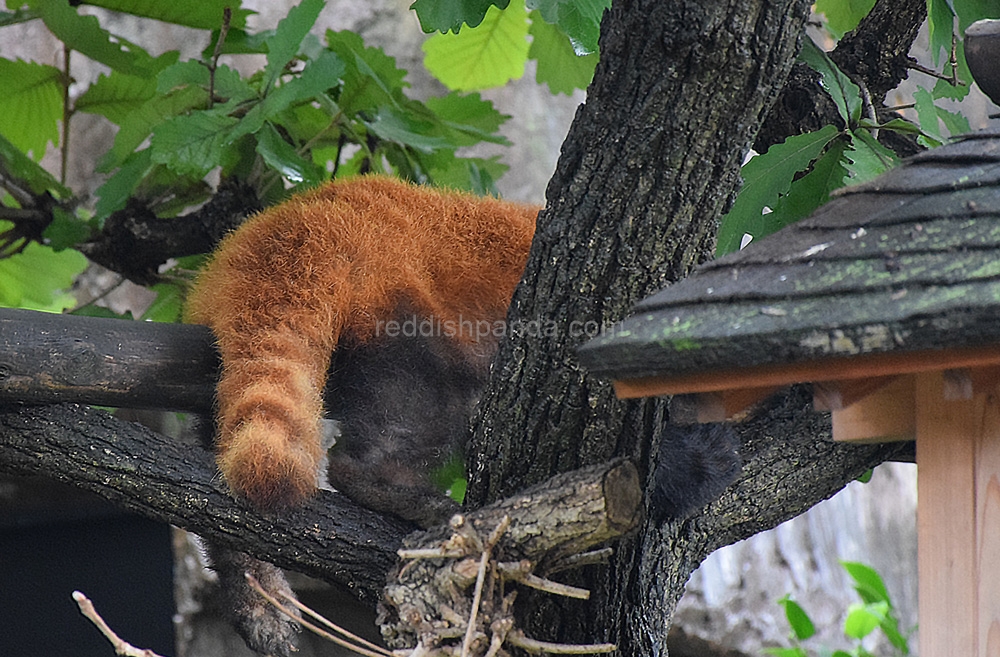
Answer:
[{"xmin": 72, "ymin": 591, "xmax": 167, "ymax": 657}]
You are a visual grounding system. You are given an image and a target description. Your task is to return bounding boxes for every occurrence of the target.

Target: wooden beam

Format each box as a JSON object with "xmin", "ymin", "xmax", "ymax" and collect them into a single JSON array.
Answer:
[
  {"xmin": 611, "ymin": 344, "xmax": 1000, "ymax": 399},
  {"xmin": 813, "ymin": 375, "xmax": 899, "ymax": 412},
  {"xmin": 694, "ymin": 386, "xmax": 782, "ymax": 422},
  {"xmin": 831, "ymin": 376, "xmax": 914, "ymax": 443},
  {"xmin": 915, "ymin": 371, "xmax": 1000, "ymax": 657}
]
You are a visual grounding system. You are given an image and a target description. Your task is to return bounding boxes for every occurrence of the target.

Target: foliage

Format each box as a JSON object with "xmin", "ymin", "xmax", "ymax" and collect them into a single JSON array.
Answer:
[
  {"xmin": 766, "ymin": 562, "xmax": 912, "ymax": 657},
  {"xmin": 418, "ymin": 0, "xmax": 601, "ymax": 94},
  {"xmin": 715, "ymin": 0, "xmax": 995, "ymax": 256},
  {"xmin": 0, "ymin": 0, "xmax": 521, "ymax": 318},
  {"xmin": 0, "ymin": 0, "xmax": 995, "ymax": 316}
]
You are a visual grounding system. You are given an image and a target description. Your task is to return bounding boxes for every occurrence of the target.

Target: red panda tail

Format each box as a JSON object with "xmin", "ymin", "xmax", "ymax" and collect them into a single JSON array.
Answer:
[{"xmin": 212, "ymin": 337, "xmax": 328, "ymax": 509}]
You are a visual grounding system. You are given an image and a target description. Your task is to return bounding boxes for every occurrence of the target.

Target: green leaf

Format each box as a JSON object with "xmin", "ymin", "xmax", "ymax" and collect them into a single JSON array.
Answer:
[
  {"xmin": 815, "ymin": 0, "xmax": 875, "ymax": 39},
  {"xmin": 75, "ymin": 52, "xmax": 185, "ymax": 125},
  {"xmin": 43, "ymin": 207, "xmax": 91, "ymax": 250},
  {"xmin": 798, "ymin": 36, "xmax": 861, "ymax": 125},
  {"xmin": 528, "ymin": 11, "xmax": 596, "ymax": 94},
  {"xmin": 93, "ymin": 148, "xmax": 154, "ymax": 221},
  {"xmin": 141, "ymin": 282, "xmax": 185, "ymax": 322},
  {"xmin": 326, "ymin": 30, "xmax": 409, "ymax": 113},
  {"xmin": 229, "ymin": 50, "xmax": 345, "ymax": 143},
  {"xmin": 0, "ymin": 132, "xmax": 70, "ymax": 198},
  {"xmin": 423, "ymin": 0, "xmax": 530, "ymax": 90},
  {"xmin": 263, "ymin": 0, "xmax": 325, "ymax": 90},
  {"xmin": 98, "ymin": 85, "xmax": 207, "ymax": 171},
  {"xmin": 156, "ymin": 60, "xmax": 254, "ymax": 104},
  {"xmin": 955, "ymin": 0, "xmax": 1000, "ymax": 32},
  {"xmin": 841, "ymin": 561, "xmax": 891, "ymax": 605},
  {"xmin": 776, "ymin": 595, "xmax": 816, "ymax": 641},
  {"xmin": 869, "ymin": 117, "xmax": 923, "ymax": 136},
  {"xmin": 256, "ymin": 121, "xmax": 324, "ymax": 186},
  {"xmin": 424, "ymin": 92, "xmax": 510, "ymax": 146},
  {"xmin": 149, "ymin": 110, "xmax": 239, "ymax": 177},
  {"xmin": 843, "ymin": 129, "xmax": 897, "ymax": 185},
  {"xmin": 844, "ymin": 602, "xmax": 888, "ymax": 640},
  {"xmin": 529, "ymin": 0, "xmax": 609, "ymax": 55},
  {"xmin": 430, "ymin": 453, "xmax": 467, "ymax": 503},
  {"xmin": 365, "ymin": 105, "xmax": 452, "ymax": 151},
  {"xmin": 936, "ymin": 102, "xmax": 972, "ymax": 136},
  {"xmin": 411, "ymin": 0, "xmax": 511, "ymax": 32},
  {"xmin": 769, "ymin": 138, "xmax": 849, "ymax": 229},
  {"xmin": 81, "ymin": 0, "xmax": 251, "ymax": 30},
  {"xmin": 35, "ymin": 0, "xmax": 155, "ymax": 75},
  {"xmin": 422, "ymin": 152, "xmax": 508, "ymax": 193},
  {"xmin": 913, "ymin": 86, "xmax": 945, "ymax": 142},
  {"xmin": 717, "ymin": 125, "xmax": 840, "ymax": 255},
  {"xmin": 763, "ymin": 648, "xmax": 808, "ymax": 657},
  {"xmin": 0, "ymin": 234, "xmax": 87, "ymax": 312},
  {"xmin": 0, "ymin": 57, "xmax": 63, "ymax": 160},
  {"xmin": 927, "ymin": 0, "xmax": 955, "ymax": 66}
]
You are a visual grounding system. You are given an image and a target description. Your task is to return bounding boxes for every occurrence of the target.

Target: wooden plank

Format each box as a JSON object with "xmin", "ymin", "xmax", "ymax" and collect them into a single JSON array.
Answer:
[
  {"xmin": 975, "ymin": 382, "xmax": 1000, "ymax": 656},
  {"xmin": 694, "ymin": 386, "xmax": 782, "ymax": 422},
  {"xmin": 813, "ymin": 375, "xmax": 899, "ymax": 411},
  {"xmin": 611, "ymin": 344, "xmax": 1000, "ymax": 399},
  {"xmin": 831, "ymin": 376, "xmax": 914, "ymax": 443},
  {"xmin": 916, "ymin": 371, "xmax": 976, "ymax": 656}
]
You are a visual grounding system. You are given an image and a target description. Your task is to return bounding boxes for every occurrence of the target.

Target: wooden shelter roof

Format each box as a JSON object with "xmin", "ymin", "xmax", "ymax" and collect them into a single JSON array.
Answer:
[{"xmin": 577, "ymin": 128, "xmax": 1000, "ymax": 390}]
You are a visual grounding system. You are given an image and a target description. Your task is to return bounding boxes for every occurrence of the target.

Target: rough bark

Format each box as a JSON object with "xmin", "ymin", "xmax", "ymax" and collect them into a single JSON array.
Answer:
[
  {"xmin": 0, "ymin": 308, "xmax": 217, "ymax": 411},
  {"xmin": 0, "ymin": 402, "xmax": 405, "ymax": 602},
  {"xmin": 465, "ymin": 1, "xmax": 907, "ymax": 654},
  {"xmin": 755, "ymin": 0, "xmax": 927, "ymax": 154}
]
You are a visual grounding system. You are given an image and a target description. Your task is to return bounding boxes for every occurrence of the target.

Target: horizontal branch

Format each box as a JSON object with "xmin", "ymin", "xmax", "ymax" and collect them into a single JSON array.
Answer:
[
  {"xmin": 0, "ymin": 402, "xmax": 406, "ymax": 602},
  {"xmin": 0, "ymin": 308, "xmax": 218, "ymax": 411}
]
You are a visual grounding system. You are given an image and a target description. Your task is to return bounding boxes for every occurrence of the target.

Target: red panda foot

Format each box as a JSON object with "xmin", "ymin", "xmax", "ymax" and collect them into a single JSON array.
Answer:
[{"xmin": 218, "ymin": 421, "xmax": 320, "ymax": 511}]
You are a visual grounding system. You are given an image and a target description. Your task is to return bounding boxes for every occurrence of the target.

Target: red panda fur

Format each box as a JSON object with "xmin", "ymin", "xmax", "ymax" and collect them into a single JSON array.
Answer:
[{"xmin": 185, "ymin": 176, "xmax": 539, "ymax": 511}]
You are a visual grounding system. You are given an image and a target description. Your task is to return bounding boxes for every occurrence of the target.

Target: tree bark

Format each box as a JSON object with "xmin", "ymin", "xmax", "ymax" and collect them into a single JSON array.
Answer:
[
  {"xmin": 466, "ymin": 1, "xmax": 909, "ymax": 654},
  {"xmin": 0, "ymin": 402, "xmax": 405, "ymax": 602},
  {"xmin": 0, "ymin": 1, "xmax": 933, "ymax": 655}
]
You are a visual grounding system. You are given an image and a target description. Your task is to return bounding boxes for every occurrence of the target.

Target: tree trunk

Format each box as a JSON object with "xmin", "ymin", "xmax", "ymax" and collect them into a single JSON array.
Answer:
[{"xmin": 467, "ymin": 1, "xmax": 907, "ymax": 654}]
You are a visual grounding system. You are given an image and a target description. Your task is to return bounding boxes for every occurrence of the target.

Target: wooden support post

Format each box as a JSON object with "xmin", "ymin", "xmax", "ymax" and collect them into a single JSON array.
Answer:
[{"xmin": 915, "ymin": 371, "xmax": 1000, "ymax": 657}]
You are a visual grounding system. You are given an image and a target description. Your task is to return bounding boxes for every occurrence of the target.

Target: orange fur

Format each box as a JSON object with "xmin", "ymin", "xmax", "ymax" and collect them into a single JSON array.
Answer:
[{"xmin": 185, "ymin": 176, "xmax": 538, "ymax": 510}]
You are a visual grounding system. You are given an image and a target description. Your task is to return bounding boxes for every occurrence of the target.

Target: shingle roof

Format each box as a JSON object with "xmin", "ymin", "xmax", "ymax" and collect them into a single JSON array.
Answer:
[{"xmin": 577, "ymin": 129, "xmax": 1000, "ymax": 382}]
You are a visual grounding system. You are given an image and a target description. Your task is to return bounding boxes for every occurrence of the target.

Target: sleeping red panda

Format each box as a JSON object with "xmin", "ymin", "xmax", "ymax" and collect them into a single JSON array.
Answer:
[
  {"xmin": 184, "ymin": 175, "xmax": 741, "ymax": 655},
  {"xmin": 185, "ymin": 175, "xmax": 538, "ymax": 523}
]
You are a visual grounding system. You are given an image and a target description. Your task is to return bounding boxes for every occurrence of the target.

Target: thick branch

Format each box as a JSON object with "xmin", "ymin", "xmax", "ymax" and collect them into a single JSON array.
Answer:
[
  {"xmin": 81, "ymin": 179, "xmax": 259, "ymax": 285},
  {"xmin": 0, "ymin": 402, "xmax": 406, "ymax": 602},
  {"xmin": 755, "ymin": 0, "xmax": 927, "ymax": 153},
  {"xmin": 0, "ymin": 308, "xmax": 217, "ymax": 411}
]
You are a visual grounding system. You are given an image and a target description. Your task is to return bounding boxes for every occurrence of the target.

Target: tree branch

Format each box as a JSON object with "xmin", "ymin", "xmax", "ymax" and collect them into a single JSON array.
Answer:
[
  {"xmin": 0, "ymin": 401, "xmax": 406, "ymax": 603},
  {"xmin": 755, "ymin": 0, "xmax": 927, "ymax": 154}
]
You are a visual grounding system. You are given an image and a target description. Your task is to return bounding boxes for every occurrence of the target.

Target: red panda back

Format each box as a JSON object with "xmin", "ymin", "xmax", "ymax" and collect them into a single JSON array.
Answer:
[{"xmin": 185, "ymin": 176, "xmax": 538, "ymax": 510}]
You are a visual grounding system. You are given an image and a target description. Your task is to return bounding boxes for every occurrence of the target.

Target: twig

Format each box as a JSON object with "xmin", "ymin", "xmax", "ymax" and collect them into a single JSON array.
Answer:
[
  {"xmin": 544, "ymin": 548, "xmax": 614, "ymax": 575},
  {"xmin": 908, "ymin": 60, "xmax": 967, "ymax": 86},
  {"xmin": 277, "ymin": 585, "xmax": 395, "ymax": 657},
  {"xmin": 461, "ymin": 516, "xmax": 510, "ymax": 657},
  {"xmin": 245, "ymin": 574, "xmax": 391, "ymax": 657},
  {"xmin": 72, "ymin": 591, "xmax": 167, "ymax": 657},
  {"xmin": 505, "ymin": 631, "xmax": 617, "ymax": 655},
  {"xmin": 495, "ymin": 564, "xmax": 591, "ymax": 600},
  {"xmin": 60, "ymin": 45, "xmax": 71, "ymax": 186},
  {"xmin": 207, "ymin": 7, "xmax": 232, "ymax": 108}
]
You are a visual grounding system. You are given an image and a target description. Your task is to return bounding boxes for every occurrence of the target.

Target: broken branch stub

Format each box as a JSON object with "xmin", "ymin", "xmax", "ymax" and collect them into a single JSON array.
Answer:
[{"xmin": 380, "ymin": 459, "xmax": 641, "ymax": 656}]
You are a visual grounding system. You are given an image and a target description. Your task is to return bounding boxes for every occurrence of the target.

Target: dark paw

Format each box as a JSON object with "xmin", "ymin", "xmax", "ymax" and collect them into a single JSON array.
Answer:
[
  {"xmin": 205, "ymin": 543, "xmax": 301, "ymax": 655},
  {"xmin": 650, "ymin": 423, "xmax": 742, "ymax": 522}
]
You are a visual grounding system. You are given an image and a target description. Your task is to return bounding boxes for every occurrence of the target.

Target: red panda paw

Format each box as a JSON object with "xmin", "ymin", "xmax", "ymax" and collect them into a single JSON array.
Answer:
[{"xmin": 217, "ymin": 419, "xmax": 320, "ymax": 511}]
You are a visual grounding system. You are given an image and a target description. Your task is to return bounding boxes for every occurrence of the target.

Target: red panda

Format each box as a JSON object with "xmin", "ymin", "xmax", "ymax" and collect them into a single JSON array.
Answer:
[
  {"xmin": 184, "ymin": 175, "xmax": 742, "ymax": 656},
  {"xmin": 185, "ymin": 175, "xmax": 539, "ymax": 521}
]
